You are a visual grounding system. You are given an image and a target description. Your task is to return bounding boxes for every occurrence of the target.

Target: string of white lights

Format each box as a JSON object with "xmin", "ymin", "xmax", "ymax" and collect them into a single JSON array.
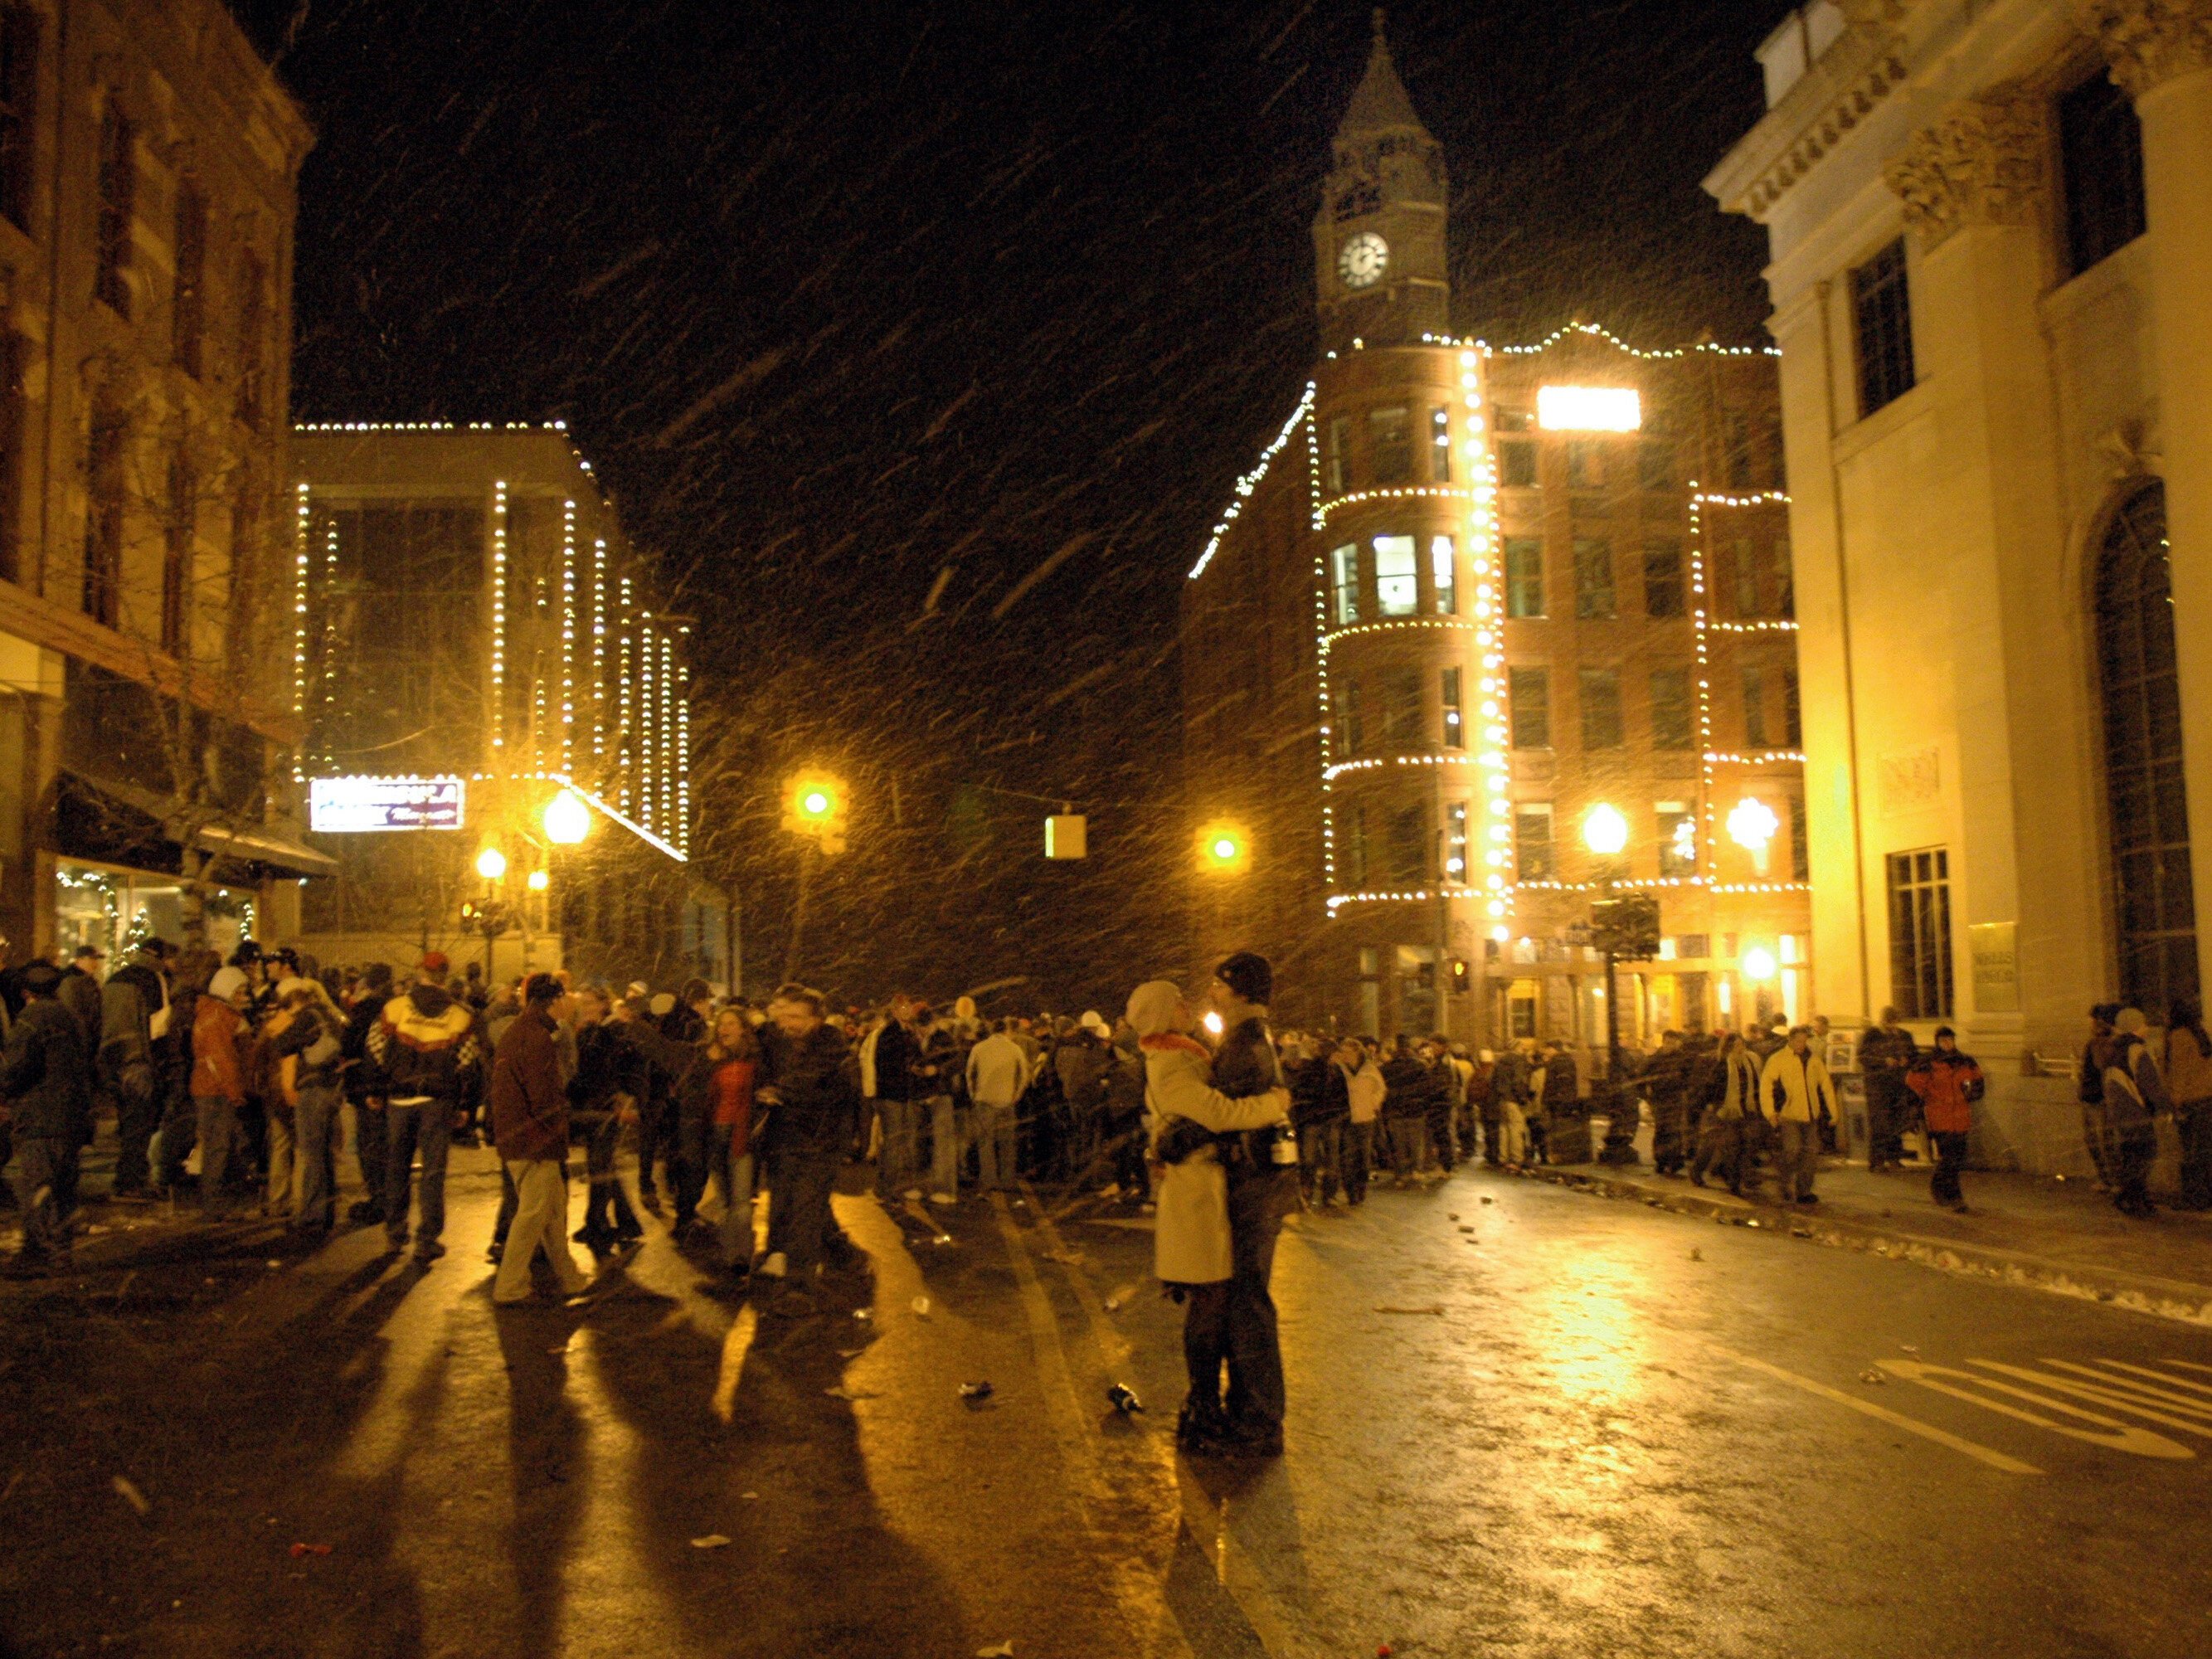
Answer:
[{"xmin": 1189, "ymin": 384, "xmax": 1315, "ymax": 580}]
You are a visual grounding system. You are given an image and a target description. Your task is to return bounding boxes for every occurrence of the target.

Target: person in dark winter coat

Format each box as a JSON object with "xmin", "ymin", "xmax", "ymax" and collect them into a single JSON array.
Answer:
[
  {"xmin": 367, "ymin": 962, "xmax": 483, "ymax": 1262},
  {"xmin": 2077, "ymin": 1003, "xmax": 2121, "ymax": 1190},
  {"xmin": 1858, "ymin": 1009, "xmax": 1918, "ymax": 1173},
  {"xmin": 100, "ymin": 941, "xmax": 172, "ymax": 1200},
  {"xmin": 755, "ymin": 985, "xmax": 867, "ymax": 1305},
  {"xmin": 490, "ymin": 975, "xmax": 590, "ymax": 1305},
  {"xmin": 1208, "ymin": 951, "xmax": 1296, "ymax": 1458},
  {"xmin": 568, "ymin": 986, "xmax": 645, "ymax": 1250},
  {"xmin": 2103, "ymin": 1008, "xmax": 2171, "ymax": 1217},
  {"xmin": 1905, "ymin": 1027, "xmax": 1983, "ymax": 1211},
  {"xmin": 1286, "ymin": 1034, "xmax": 1349, "ymax": 1204},
  {"xmin": 341, "ymin": 964, "xmax": 394, "ymax": 1224},
  {"xmin": 1640, "ymin": 1030, "xmax": 1696, "ymax": 1175},
  {"xmin": 2, "ymin": 962, "xmax": 94, "ymax": 1275},
  {"xmin": 267, "ymin": 978, "xmax": 347, "ymax": 1233}
]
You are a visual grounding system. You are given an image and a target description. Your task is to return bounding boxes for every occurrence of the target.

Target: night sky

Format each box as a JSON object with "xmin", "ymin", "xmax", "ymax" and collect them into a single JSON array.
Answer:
[{"xmin": 236, "ymin": 0, "xmax": 1788, "ymax": 1010}]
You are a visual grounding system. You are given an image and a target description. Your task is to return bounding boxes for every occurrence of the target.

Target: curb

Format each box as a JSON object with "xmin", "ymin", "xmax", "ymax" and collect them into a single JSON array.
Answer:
[{"xmin": 1524, "ymin": 1164, "xmax": 2212, "ymax": 1330}]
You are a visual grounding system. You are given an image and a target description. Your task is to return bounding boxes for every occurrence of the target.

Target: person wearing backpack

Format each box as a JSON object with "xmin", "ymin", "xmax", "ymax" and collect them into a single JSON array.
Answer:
[
  {"xmin": 1904, "ymin": 1027, "xmax": 1983, "ymax": 1213},
  {"xmin": 2103, "ymin": 1008, "xmax": 2172, "ymax": 1217},
  {"xmin": 268, "ymin": 975, "xmax": 348, "ymax": 1234}
]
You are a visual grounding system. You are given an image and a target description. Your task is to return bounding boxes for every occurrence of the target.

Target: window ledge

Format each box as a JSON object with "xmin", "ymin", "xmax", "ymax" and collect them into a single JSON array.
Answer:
[{"xmin": 1831, "ymin": 377, "xmax": 1931, "ymax": 468}]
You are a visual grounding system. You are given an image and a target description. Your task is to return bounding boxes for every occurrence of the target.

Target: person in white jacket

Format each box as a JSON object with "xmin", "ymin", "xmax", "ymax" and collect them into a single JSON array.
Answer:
[
  {"xmin": 1126, "ymin": 980, "xmax": 1292, "ymax": 1454},
  {"xmin": 965, "ymin": 1022, "xmax": 1033, "ymax": 1191}
]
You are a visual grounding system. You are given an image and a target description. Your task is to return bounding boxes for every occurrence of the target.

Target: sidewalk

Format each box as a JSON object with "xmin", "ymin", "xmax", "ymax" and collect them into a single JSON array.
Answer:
[{"xmin": 1526, "ymin": 1132, "xmax": 2212, "ymax": 1326}]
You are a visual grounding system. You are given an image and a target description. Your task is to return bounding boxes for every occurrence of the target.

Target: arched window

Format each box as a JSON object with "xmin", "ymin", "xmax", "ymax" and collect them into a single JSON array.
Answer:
[{"xmin": 2096, "ymin": 480, "xmax": 2197, "ymax": 1012}]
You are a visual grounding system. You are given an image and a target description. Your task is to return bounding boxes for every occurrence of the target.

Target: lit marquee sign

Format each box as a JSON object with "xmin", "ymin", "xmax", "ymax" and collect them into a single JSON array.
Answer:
[
  {"xmin": 1536, "ymin": 385, "xmax": 1642, "ymax": 432},
  {"xmin": 309, "ymin": 776, "xmax": 465, "ymax": 834}
]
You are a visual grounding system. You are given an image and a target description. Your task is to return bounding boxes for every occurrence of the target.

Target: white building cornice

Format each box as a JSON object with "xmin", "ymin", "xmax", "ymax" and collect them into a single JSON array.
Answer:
[{"xmin": 1704, "ymin": 22, "xmax": 1911, "ymax": 221}]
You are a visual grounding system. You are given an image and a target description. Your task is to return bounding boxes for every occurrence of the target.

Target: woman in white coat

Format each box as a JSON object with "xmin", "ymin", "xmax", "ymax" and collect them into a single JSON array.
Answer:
[{"xmin": 1125, "ymin": 980, "xmax": 1294, "ymax": 1452}]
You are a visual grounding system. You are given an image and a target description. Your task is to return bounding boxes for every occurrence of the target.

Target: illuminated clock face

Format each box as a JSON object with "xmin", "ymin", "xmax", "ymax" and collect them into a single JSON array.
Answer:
[{"xmin": 1338, "ymin": 231, "xmax": 1388, "ymax": 289}]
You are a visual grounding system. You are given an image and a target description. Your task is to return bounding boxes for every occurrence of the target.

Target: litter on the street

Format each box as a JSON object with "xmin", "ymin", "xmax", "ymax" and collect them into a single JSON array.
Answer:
[{"xmin": 690, "ymin": 1535, "xmax": 732, "ymax": 1550}]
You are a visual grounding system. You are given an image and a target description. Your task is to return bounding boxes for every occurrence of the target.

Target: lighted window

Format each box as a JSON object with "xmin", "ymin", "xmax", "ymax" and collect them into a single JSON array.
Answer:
[
  {"xmin": 1657, "ymin": 801, "xmax": 1696, "ymax": 878},
  {"xmin": 1441, "ymin": 666, "xmax": 1464, "ymax": 750},
  {"xmin": 1643, "ymin": 539, "xmax": 1684, "ymax": 618},
  {"xmin": 1851, "ymin": 238, "xmax": 1914, "ymax": 417},
  {"xmin": 1330, "ymin": 542, "xmax": 1360, "ymax": 625},
  {"xmin": 1369, "ymin": 406, "xmax": 1412, "ymax": 484},
  {"xmin": 1514, "ymin": 803, "xmax": 1555, "ymax": 881},
  {"xmin": 1504, "ymin": 537, "xmax": 1544, "ymax": 618},
  {"xmin": 1500, "ymin": 440, "xmax": 1536, "ymax": 488},
  {"xmin": 1325, "ymin": 416, "xmax": 1351, "ymax": 494},
  {"xmin": 1573, "ymin": 538, "xmax": 1615, "ymax": 619},
  {"xmin": 1886, "ymin": 848, "xmax": 1953, "ymax": 1019},
  {"xmin": 1430, "ymin": 407, "xmax": 1451, "ymax": 483},
  {"xmin": 1579, "ymin": 667, "xmax": 1624, "ymax": 751},
  {"xmin": 1650, "ymin": 667, "xmax": 1694, "ymax": 750},
  {"xmin": 1509, "ymin": 667, "xmax": 1550, "ymax": 750},
  {"xmin": 1538, "ymin": 386, "xmax": 1641, "ymax": 432},
  {"xmin": 1373, "ymin": 534, "xmax": 1417, "ymax": 615},
  {"xmin": 1430, "ymin": 534, "xmax": 1456, "ymax": 615},
  {"xmin": 1444, "ymin": 800, "xmax": 1469, "ymax": 881}
]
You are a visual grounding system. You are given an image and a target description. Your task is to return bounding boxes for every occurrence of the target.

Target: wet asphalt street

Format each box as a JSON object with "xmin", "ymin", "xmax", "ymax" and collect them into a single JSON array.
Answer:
[{"xmin": 0, "ymin": 1153, "xmax": 2207, "ymax": 1659}]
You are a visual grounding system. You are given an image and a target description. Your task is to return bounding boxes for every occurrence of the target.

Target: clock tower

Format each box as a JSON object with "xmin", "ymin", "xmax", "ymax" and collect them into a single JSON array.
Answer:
[{"xmin": 1314, "ymin": 11, "xmax": 1449, "ymax": 352}]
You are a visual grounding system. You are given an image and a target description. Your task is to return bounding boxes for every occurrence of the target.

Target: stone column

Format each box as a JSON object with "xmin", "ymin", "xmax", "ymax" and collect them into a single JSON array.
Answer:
[{"xmin": 2083, "ymin": 0, "xmax": 2212, "ymax": 993}]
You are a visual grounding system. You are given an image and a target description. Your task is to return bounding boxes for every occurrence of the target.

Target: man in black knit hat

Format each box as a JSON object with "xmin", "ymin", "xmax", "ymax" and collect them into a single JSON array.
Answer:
[{"xmin": 1209, "ymin": 950, "xmax": 1296, "ymax": 1457}]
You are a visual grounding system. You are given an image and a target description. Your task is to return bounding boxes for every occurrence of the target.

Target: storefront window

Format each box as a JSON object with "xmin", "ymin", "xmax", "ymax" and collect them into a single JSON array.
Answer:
[{"xmin": 55, "ymin": 859, "xmax": 255, "ymax": 961}]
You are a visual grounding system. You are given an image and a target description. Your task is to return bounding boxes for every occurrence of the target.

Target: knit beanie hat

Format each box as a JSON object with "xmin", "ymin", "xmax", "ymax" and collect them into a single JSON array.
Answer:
[{"xmin": 1213, "ymin": 951, "xmax": 1273, "ymax": 1007}]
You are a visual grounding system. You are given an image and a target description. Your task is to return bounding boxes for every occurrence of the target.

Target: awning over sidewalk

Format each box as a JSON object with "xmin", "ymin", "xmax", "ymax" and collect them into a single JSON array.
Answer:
[{"xmin": 55, "ymin": 771, "xmax": 338, "ymax": 881}]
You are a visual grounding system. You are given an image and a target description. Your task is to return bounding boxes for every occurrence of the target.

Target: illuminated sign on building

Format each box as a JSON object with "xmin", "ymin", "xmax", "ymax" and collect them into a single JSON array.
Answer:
[
  {"xmin": 1535, "ymin": 385, "xmax": 1643, "ymax": 432},
  {"xmin": 309, "ymin": 776, "xmax": 465, "ymax": 834}
]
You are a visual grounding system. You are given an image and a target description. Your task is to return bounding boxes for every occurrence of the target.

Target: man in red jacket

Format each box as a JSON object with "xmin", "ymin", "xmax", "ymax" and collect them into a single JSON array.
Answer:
[
  {"xmin": 1906, "ymin": 1027, "xmax": 1984, "ymax": 1213},
  {"xmin": 490, "ymin": 975, "xmax": 590, "ymax": 1306}
]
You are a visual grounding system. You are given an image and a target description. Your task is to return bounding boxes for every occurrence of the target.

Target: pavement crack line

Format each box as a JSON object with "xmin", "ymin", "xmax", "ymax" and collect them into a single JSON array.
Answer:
[{"xmin": 1709, "ymin": 1345, "xmax": 2045, "ymax": 1476}]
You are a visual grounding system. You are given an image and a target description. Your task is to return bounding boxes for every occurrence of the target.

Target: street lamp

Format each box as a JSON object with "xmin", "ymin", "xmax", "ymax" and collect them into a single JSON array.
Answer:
[
  {"xmin": 526, "ymin": 868, "xmax": 550, "ymax": 893},
  {"xmin": 1728, "ymin": 795, "xmax": 1780, "ymax": 875},
  {"xmin": 544, "ymin": 786, "xmax": 591, "ymax": 846},
  {"xmin": 1582, "ymin": 802, "xmax": 1629, "ymax": 857},
  {"xmin": 1196, "ymin": 820, "xmax": 1251, "ymax": 873},
  {"xmin": 475, "ymin": 845, "xmax": 508, "ymax": 882}
]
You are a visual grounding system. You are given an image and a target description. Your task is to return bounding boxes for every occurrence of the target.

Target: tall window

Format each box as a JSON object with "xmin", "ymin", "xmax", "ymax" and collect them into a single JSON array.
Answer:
[
  {"xmin": 0, "ymin": 8, "xmax": 39, "ymax": 234},
  {"xmin": 1382, "ymin": 669, "xmax": 1422, "ymax": 748},
  {"xmin": 1650, "ymin": 667, "xmax": 1693, "ymax": 750},
  {"xmin": 1580, "ymin": 667, "xmax": 1623, "ymax": 750},
  {"xmin": 1851, "ymin": 238, "xmax": 1914, "ymax": 417},
  {"xmin": 1782, "ymin": 664, "xmax": 1801, "ymax": 747},
  {"xmin": 1373, "ymin": 533, "xmax": 1417, "ymax": 615},
  {"xmin": 1441, "ymin": 666, "xmax": 1464, "ymax": 749},
  {"xmin": 1330, "ymin": 542, "xmax": 1360, "ymax": 625},
  {"xmin": 2096, "ymin": 481, "xmax": 2197, "ymax": 1010},
  {"xmin": 1325, "ymin": 416, "xmax": 1350, "ymax": 493},
  {"xmin": 1430, "ymin": 534, "xmax": 1456, "ymax": 615},
  {"xmin": 94, "ymin": 104, "xmax": 134, "ymax": 316},
  {"xmin": 1573, "ymin": 538, "xmax": 1615, "ymax": 619},
  {"xmin": 1638, "ymin": 435, "xmax": 1675, "ymax": 492},
  {"xmin": 1657, "ymin": 801, "xmax": 1696, "ymax": 878},
  {"xmin": 82, "ymin": 403, "xmax": 126, "ymax": 625},
  {"xmin": 0, "ymin": 329, "xmax": 22, "ymax": 583},
  {"xmin": 236, "ymin": 248, "xmax": 268, "ymax": 429},
  {"xmin": 1509, "ymin": 666, "xmax": 1549, "ymax": 749},
  {"xmin": 173, "ymin": 182, "xmax": 207, "ymax": 377},
  {"xmin": 1444, "ymin": 800, "xmax": 1469, "ymax": 882},
  {"xmin": 1504, "ymin": 537, "xmax": 1544, "ymax": 617},
  {"xmin": 2060, "ymin": 71, "xmax": 2146, "ymax": 278},
  {"xmin": 1643, "ymin": 539, "xmax": 1684, "ymax": 617},
  {"xmin": 1429, "ymin": 407, "xmax": 1451, "ymax": 482},
  {"xmin": 1499, "ymin": 438, "xmax": 1536, "ymax": 488},
  {"xmin": 1723, "ymin": 408, "xmax": 1755, "ymax": 490},
  {"xmin": 1344, "ymin": 805, "xmax": 1369, "ymax": 887},
  {"xmin": 1772, "ymin": 538, "xmax": 1795, "ymax": 617},
  {"xmin": 1514, "ymin": 803, "xmax": 1554, "ymax": 881},
  {"xmin": 1386, "ymin": 803, "xmax": 1427, "ymax": 884},
  {"xmin": 1733, "ymin": 537, "xmax": 1761, "ymax": 616},
  {"xmin": 1565, "ymin": 439, "xmax": 1603, "ymax": 489},
  {"xmin": 1338, "ymin": 679, "xmax": 1365, "ymax": 753},
  {"xmin": 1886, "ymin": 848, "xmax": 1953, "ymax": 1019},
  {"xmin": 163, "ymin": 450, "xmax": 193, "ymax": 654},
  {"xmin": 1369, "ymin": 406, "xmax": 1412, "ymax": 484},
  {"xmin": 1742, "ymin": 665, "xmax": 1770, "ymax": 747}
]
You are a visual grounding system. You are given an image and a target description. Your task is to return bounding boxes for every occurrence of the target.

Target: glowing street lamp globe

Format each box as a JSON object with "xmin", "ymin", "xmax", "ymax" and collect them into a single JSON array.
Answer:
[
  {"xmin": 544, "ymin": 786, "xmax": 592, "ymax": 846},
  {"xmin": 474, "ymin": 845, "xmax": 508, "ymax": 882},
  {"xmin": 803, "ymin": 789, "xmax": 833, "ymax": 817},
  {"xmin": 526, "ymin": 868, "xmax": 551, "ymax": 893},
  {"xmin": 1581, "ymin": 802, "xmax": 1629, "ymax": 857},
  {"xmin": 1742, "ymin": 945, "xmax": 1779, "ymax": 982},
  {"xmin": 1727, "ymin": 796, "xmax": 1781, "ymax": 854}
]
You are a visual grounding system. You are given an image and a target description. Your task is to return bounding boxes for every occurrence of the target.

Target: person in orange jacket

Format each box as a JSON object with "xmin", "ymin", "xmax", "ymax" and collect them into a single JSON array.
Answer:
[
  {"xmin": 190, "ymin": 967, "xmax": 254, "ymax": 1219},
  {"xmin": 1905, "ymin": 1026, "xmax": 1984, "ymax": 1213}
]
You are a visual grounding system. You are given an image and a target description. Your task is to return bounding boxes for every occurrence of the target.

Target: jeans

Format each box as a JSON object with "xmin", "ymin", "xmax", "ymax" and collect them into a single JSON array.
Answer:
[
  {"xmin": 109, "ymin": 1066, "xmax": 158, "ymax": 1194},
  {"xmin": 292, "ymin": 1084, "xmax": 342, "ymax": 1231},
  {"xmin": 194, "ymin": 1097, "xmax": 243, "ymax": 1219},
  {"xmin": 673, "ymin": 1103, "xmax": 712, "ymax": 1227},
  {"xmin": 384, "ymin": 1100, "xmax": 451, "ymax": 1248},
  {"xmin": 875, "ymin": 1098, "xmax": 922, "ymax": 1194},
  {"xmin": 1774, "ymin": 1117, "xmax": 1821, "ymax": 1201},
  {"xmin": 1223, "ymin": 1167, "xmax": 1295, "ymax": 1435},
  {"xmin": 2176, "ymin": 1098, "xmax": 2212, "ymax": 1209},
  {"xmin": 975, "ymin": 1102, "xmax": 1019, "ymax": 1190},
  {"xmin": 494, "ymin": 1160, "xmax": 587, "ymax": 1303},
  {"xmin": 1344, "ymin": 1120, "xmax": 1377, "ymax": 1202},
  {"xmin": 1386, "ymin": 1117, "xmax": 1430, "ymax": 1176},
  {"xmin": 1691, "ymin": 1115, "xmax": 1744, "ymax": 1190},
  {"xmin": 8, "ymin": 1136, "xmax": 75, "ymax": 1259},
  {"xmin": 2080, "ymin": 1097, "xmax": 2115, "ymax": 1186},
  {"xmin": 1181, "ymin": 1280, "xmax": 1232, "ymax": 1423},
  {"xmin": 351, "ymin": 1098, "xmax": 388, "ymax": 1215},
  {"xmin": 576, "ymin": 1110, "xmax": 640, "ymax": 1239},
  {"xmin": 928, "ymin": 1094, "xmax": 964, "ymax": 1197},
  {"xmin": 766, "ymin": 1145, "xmax": 843, "ymax": 1275},
  {"xmin": 265, "ymin": 1110, "xmax": 296, "ymax": 1217},
  {"xmin": 1929, "ymin": 1130, "xmax": 1968, "ymax": 1206},
  {"xmin": 1300, "ymin": 1119, "xmax": 1345, "ymax": 1204},
  {"xmin": 709, "ymin": 1126, "xmax": 756, "ymax": 1269},
  {"xmin": 1866, "ymin": 1078, "xmax": 1907, "ymax": 1168}
]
